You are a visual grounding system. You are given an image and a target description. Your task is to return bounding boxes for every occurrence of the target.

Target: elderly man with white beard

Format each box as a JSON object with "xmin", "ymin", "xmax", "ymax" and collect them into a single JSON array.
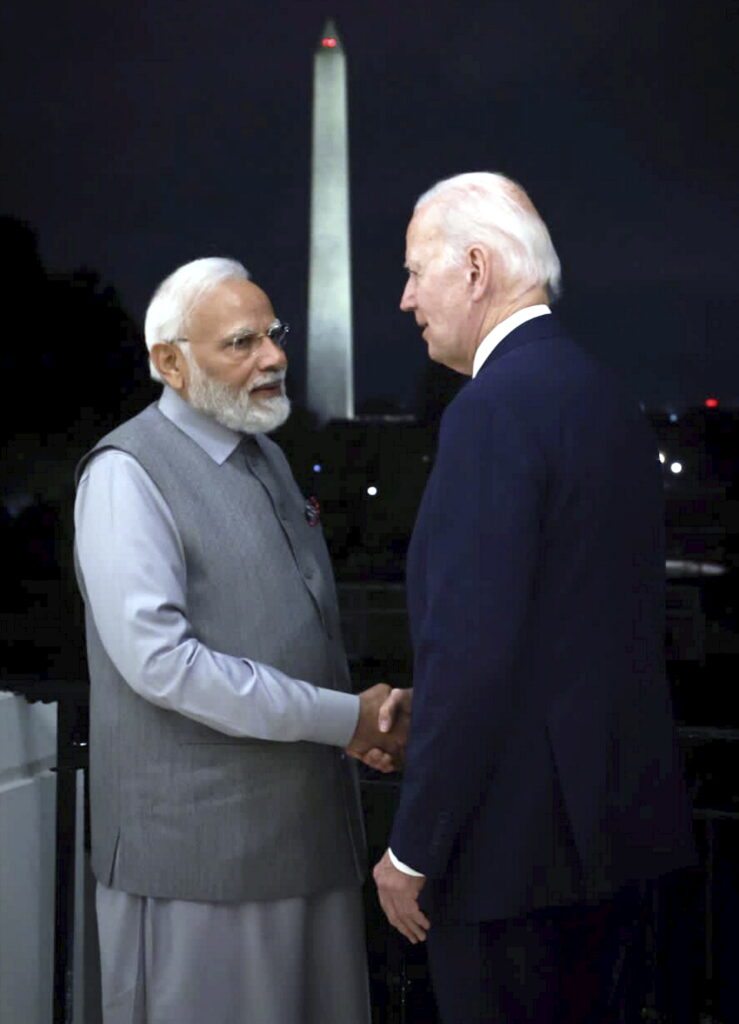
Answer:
[{"xmin": 73, "ymin": 257, "xmax": 406, "ymax": 1024}]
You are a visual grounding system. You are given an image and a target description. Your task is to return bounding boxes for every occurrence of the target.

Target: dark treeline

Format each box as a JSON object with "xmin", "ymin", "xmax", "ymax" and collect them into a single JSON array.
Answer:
[
  {"xmin": 1, "ymin": 216, "xmax": 157, "ymax": 443},
  {"xmin": 1, "ymin": 218, "xmax": 158, "ymax": 678}
]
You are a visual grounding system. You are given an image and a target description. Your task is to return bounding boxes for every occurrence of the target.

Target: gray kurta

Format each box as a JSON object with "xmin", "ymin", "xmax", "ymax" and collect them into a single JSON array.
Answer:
[
  {"xmin": 96, "ymin": 883, "xmax": 370, "ymax": 1024},
  {"xmin": 75, "ymin": 388, "xmax": 370, "ymax": 1021}
]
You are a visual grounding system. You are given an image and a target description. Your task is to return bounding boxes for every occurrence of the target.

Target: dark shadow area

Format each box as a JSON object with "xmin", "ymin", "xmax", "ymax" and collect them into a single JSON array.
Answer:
[{"xmin": 0, "ymin": 217, "xmax": 159, "ymax": 682}]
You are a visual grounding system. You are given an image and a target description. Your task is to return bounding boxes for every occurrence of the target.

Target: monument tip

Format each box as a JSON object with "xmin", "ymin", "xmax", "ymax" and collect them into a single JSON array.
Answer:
[{"xmin": 318, "ymin": 17, "xmax": 342, "ymax": 51}]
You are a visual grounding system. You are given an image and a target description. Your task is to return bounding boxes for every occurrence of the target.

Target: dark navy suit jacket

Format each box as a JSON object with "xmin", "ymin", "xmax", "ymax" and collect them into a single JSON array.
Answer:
[{"xmin": 390, "ymin": 312, "xmax": 696, "ymax": 924}]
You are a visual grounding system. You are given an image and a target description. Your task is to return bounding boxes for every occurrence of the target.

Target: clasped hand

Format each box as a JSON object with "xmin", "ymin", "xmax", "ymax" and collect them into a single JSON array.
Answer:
[
  {"xmin": 345, "ymin": 685, "xmax": 429, "ymax": 943},
  {"xmin": 345, "ymin": 685, "xmax": 412, "ymax": 773}
]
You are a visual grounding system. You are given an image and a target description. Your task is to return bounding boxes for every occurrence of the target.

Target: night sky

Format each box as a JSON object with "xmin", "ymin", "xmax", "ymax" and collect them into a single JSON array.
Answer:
[{"xmin": 3, "ymin": 0, "xmax": 738, "ymax": 412}]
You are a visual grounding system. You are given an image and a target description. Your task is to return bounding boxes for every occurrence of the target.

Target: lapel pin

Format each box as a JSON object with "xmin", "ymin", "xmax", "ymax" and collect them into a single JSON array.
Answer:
[{"xmin": 304, "ymin": 495, "xmax": 321, "ymax": 526}]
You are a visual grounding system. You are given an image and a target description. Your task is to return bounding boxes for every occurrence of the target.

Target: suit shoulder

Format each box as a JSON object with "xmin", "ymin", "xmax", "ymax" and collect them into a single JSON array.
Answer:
[
  {"xmin": 447, "ymin": 331, "xmax": 654, "ymax": 468},
  {"xmin": 477, "ymin": 331, "xmax": 639, "ymax": 420}
]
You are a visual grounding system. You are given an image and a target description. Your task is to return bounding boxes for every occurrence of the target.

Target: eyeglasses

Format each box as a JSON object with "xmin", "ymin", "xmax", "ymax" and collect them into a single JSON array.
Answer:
[
  {"xmin": 174, "ymin": 320, "xmax": 290, "ymax": 359},
  {"xmin": 225, "ymin": 320, "xmax": 290, "ymax": 355}
]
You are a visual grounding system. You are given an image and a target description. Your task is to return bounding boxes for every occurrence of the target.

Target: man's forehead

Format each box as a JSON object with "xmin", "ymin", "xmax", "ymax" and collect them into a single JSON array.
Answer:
[
  {"xmin": 406, "ymin": 210, "xmax": 444, "ymax": 261},
  {"xmin": 211, "ymin": 277, "xmax": 270, "ymax": 309},
  {"xmin": 191, "ymin": 278, "xmax": 275, "ymax": 331}
]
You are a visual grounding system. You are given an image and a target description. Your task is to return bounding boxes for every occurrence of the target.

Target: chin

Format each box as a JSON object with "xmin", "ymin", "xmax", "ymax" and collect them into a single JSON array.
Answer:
[
  {"xmin": 426, "ymin": 340, "xmax": 444, "ymax": 364},
  {"xmin": 427, "ymin": 345, "xmax": 463, "ymax": 375},
  {"xmin": 244, "ymin": 396, "xmax": 291, "ymax": 434}
]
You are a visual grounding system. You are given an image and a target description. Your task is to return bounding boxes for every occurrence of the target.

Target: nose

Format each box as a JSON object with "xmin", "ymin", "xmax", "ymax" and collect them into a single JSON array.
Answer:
[
  {"xmin": 257, "ymin": 335, "xmax": 287, "ymax": 370},
  {"xmin": 400, "ymin": 277, "xmax": 415, "ymax": 311}
]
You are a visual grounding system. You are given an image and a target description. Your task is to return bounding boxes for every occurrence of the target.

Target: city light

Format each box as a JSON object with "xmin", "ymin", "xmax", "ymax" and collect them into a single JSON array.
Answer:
[
  {"xmin": 669, "ymin": 413, "xmax": 679, "ymax": 423},
  {"xmin": 670, "ymin": 462, "xmax": 683, "ymax": 474},
  {"xmin": 367, "ymin": 486, "xmax": 378, "ymax": 497},
  {"xmin": 659, "ymin": 452, "xmax": 666, "ymax": 464},
  {"xmin": 666, "ymin": 559, "xmax": 727, "ymax": 577},
  {"xmin": 322, "ymin": 37, "xmax": 337, "ymax": 47},
  {"xmin": 312, "ymin": 464, "xmax": 322, "ymax": 473},
  {"xmin": 705, "ymin": 397, "xmax": 719, "ymax": 408}
]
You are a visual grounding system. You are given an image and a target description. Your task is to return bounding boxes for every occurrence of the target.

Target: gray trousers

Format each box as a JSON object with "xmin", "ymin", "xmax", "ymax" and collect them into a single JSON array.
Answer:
[{"xmin": 96, "ymin": 883, "xmax": 371, "ymax": 1024}]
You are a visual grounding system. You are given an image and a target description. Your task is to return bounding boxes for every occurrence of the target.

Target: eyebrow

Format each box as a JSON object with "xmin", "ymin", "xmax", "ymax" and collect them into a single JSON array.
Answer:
[{"xmin": 223, "ymin": 319, "xmax": 280, "ymax": 341}]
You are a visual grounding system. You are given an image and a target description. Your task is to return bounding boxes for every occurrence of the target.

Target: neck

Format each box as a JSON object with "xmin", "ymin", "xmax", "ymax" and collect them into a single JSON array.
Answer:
[{"xmin": 478, "ymin": 284, "xmax": 549, "ymax": 342}]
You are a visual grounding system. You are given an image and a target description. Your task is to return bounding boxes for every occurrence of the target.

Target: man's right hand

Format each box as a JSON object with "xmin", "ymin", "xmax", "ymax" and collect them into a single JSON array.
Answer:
[
  {"xmin": 378, "ymin": 687, "xmax": 413, "ymax": 733},
  {"xmin": 346, "ymin": 684, "xmax": 409, "ymax": 772}
]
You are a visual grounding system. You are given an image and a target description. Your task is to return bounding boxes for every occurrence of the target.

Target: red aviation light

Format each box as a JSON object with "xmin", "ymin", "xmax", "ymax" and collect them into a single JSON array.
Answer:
[
  {"xmin": 705, "ymin": 398, "xmax": 719, "ymax": 408},
  {"xmin": 322, "ymin": 37, "xmax": 337, "ymax": 47}
]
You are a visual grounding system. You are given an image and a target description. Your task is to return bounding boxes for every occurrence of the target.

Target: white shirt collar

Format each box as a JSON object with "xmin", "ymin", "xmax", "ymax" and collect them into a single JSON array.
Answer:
[
  {"xmin": 158, "ymin": 386, "xmax": 242, "ymax": 465},
  {"xmin": 471, "ymin": 305, "xmax": 551, "ymax": 378}
]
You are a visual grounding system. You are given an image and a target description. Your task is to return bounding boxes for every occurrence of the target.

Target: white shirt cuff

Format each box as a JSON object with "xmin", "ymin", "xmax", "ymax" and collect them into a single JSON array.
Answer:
[{"xmin": 388, "ymin": 847, "xmax": 425, "ymax": 877}]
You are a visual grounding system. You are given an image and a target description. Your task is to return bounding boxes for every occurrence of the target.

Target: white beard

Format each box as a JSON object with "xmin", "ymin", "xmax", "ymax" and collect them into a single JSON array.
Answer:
[{"xmin": 183, "ymin": 350, "xmax": 291, "ymax": 434}]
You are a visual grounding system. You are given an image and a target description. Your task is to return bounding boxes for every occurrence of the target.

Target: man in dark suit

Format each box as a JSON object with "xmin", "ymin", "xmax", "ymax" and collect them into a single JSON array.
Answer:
[{"xmin": 373, "ymin": 172, "xmax": 696, "ymax": 1023}]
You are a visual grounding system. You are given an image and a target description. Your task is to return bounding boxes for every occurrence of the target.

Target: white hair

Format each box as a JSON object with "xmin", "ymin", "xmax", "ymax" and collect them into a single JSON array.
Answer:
[
  {"xmin": 415, "ymin": 172, "xmax": 562, "ymax": 300},
  {"xmin": 144, "ymin": 257, "xmax": 250, "ymax": 383}
]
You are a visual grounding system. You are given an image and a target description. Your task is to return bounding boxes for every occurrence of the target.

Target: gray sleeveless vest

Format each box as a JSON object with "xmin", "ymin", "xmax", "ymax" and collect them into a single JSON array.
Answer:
[{"xmin": 75, "ymin": 403, "xmax": 365, "ymax": 901}]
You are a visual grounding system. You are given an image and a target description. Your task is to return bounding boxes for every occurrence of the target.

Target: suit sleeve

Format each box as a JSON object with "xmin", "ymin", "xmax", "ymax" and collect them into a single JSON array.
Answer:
[{"xmin": 390, "ymin": 388, "xmax": 545, "ymax": 877}]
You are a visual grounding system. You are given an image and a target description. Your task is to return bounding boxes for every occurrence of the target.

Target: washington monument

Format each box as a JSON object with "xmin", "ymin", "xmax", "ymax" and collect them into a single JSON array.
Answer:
[{"xmin": 307, "ymin": 18, "xmax": 354, "ymax": 423}]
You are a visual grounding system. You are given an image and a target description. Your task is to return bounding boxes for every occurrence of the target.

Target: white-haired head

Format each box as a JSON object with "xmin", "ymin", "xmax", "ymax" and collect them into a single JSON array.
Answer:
[
  {"xmin": 144, "ymin": 257, "xmax": 250, "ymax": 383},
  {"xmin": 415, "ymin": 172, "xmax": 561, "ymax": 300}
]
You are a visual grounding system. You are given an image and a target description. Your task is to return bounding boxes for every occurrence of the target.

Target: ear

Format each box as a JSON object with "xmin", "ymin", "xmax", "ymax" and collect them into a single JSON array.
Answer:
[
  {"xmin": 151, "ymin": 342, "xmax": 187, "ymax": 393},
  {"xmin": 466, "ymin": 245, "xmax": 489, "ymax": 300}
]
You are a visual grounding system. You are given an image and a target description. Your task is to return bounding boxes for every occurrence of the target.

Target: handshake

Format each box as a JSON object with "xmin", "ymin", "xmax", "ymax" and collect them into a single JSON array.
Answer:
[{"xmin": 345, "ymin": 684, "xmax": 413, "ymax": 774}]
